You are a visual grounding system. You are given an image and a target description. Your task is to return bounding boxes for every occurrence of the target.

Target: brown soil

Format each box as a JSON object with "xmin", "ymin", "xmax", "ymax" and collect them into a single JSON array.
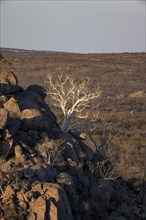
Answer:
[{"xmin": 1, "ymin": 48, "xmax": 146, "ymax": 181}]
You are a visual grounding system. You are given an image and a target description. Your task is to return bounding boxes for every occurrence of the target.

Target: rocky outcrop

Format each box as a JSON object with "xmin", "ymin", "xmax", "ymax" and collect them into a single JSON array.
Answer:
[
  {"xmin": 1, "ymin": 182, "xmax": 73, "ymax": 220},
  {"xmin": 0, "ymin": 71, "xmax": 19, "ymax": 94},
  {"xmin": 0, "ymin": 71, "xmax": 145, "ymax": 220}
]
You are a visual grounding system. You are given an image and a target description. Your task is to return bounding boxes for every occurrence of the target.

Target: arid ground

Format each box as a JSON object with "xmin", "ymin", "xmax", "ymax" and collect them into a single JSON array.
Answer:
[
  {"xmin": 0, "ymin": 48, "xmax": 146, "ymax": 219},
  {"xmin": 1, "ymin": 48, "xmax": 146, "ymax": 183}
]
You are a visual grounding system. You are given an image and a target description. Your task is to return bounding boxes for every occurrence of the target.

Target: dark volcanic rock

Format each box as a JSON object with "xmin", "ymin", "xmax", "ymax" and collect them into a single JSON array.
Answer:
[
  {"xmin": 0, "ymin": 71, "xmax": 19, "ymax": 94},
  {"xmin": 3, "ymin": 96, "xmax": 20, "ymax": 117},
  {"xmin": 0, "ymin": 108, "xmax": 9, "ymax": 129},
  {"xmin": 17, "ymin": 89, "xmax": 58, "ymax": 128},
  {"xmin": 20, "ymin": 108, "xmax": 49, "ymax": 130},
  {"xmin": 0, "ymin": 71, "xmax": 145, "ymax": 220},
  {"xmin": 26, "ymin": 84, "xmax": 47, "ymax": 99}
]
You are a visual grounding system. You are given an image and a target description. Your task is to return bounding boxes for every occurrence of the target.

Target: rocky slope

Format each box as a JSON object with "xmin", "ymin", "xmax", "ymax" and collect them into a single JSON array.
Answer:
[{"xmin": 0, "ymin": 71, "xmax": 145, "ymax": 220}]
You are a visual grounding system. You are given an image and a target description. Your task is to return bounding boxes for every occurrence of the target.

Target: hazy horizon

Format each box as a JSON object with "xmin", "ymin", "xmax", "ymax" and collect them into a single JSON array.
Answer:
[
  {"xmin": 1, "ymin": 47, "xmax": 145, "ymax": 55},
  {"xmin": 1, "ymin": 0, "xmax": 145, "ymax": 53}
]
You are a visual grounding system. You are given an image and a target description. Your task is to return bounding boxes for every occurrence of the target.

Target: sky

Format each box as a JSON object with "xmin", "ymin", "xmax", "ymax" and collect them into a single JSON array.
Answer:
[{"xmin": 0, "ymin": 0, "xmax": 145, "ymax": 53}]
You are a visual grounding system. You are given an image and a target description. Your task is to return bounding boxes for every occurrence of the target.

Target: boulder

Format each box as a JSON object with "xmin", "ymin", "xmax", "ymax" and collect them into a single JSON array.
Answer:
[
  {"xmin": 20, "ymin": 108, "xmax": 49, "ymax": 130},
  {"xmin": 43, "ymin": 183, "xmax": 74, "ymax": 220},
  {"xmin": 14, "ymin": 145, "xmax": 25, "ymax": 162},
  {"xmin": 0, "ymin": 71, "xmax": 18, "ymax": 94},
  {"xmin": 35, "ymin": 166, "xmax": 51, "ymax": 182},
  {"xmin": 0, "ymin": 161, "xmax": 12, "ymax": 173},
  {"xmin": 3, "ymin": 97, "xmax": 20, "ymax": 117},
  {"xmin": 29, "ymin": 183, "xmax": 73, "ymax": 220},
  {"xmin": 17, "ymin": 89, "xmax": 57, "ymax": 125},
  {"xmin": 0, "ymin": 108, "xmax": 9, "ymax": 129},
  {"xmin": 1, "ymin": 185, "xmax": 15, "ymax": 203},
  {"xmin": 29, "ymin": 196, "xmax": 46, "ymax": 220},
  {"xmin": 26, "ymin": 84, "xmax": 47, "ymax": 99},
  {"xmin": 7, "ymin": 117, "xmax": 21, "ymax": 134},
  {"xmin": 63, "ymin": 140, "xmax": 80, "ymax": 164},
  {"xmin": 57, "ymin": 172, "xmax": 75, "ymax": 194},
  {"xmin": 0, "ymin": 140, "xmax": 13, "ymax": 159},
  {"xmin": 27, "ymin": 212, "xmax": 36, "ymax": 220},
  {"xmin": 80, "ymin": 141, "xmax": 94, "ymax": 162},
  {"xmin": 49, "ymin": 201, "xmax": 58, "ymax": 220},
  {"xmin": 0, "ymin": 95, "xmax": 6, "ymax": 106}
]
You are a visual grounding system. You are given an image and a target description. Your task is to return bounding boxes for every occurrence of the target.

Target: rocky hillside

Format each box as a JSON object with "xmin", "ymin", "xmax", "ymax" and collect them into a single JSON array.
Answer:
[{"xmin": 0, "ymin": 71, "xmax": 145, "ymax": 220}]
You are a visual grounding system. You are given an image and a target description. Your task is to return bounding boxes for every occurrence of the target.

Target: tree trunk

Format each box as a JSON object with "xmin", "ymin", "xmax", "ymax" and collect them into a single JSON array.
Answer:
[{"xmin": 61, "ymin": 115, "xmax": 68, "ymax": 131}]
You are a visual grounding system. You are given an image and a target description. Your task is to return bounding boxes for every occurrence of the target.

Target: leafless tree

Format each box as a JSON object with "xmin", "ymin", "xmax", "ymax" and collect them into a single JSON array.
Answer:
[{"xmin": 45, "ymin": 73, "xmax": 101, "ymax": 132}]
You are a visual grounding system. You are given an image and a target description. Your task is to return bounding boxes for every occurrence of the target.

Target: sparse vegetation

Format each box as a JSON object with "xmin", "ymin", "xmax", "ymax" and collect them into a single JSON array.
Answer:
[
  {"xmin": 1, "ymin": 48, "xmax": 146, "ymax": 186},
  {"xmin": 0, "ymin": 50, "xmax": 146, "ymax": 219}
]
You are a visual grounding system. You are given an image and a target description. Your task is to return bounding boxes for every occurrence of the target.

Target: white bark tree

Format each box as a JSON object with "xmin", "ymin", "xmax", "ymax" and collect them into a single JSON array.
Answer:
[{"xmin": 45, "ymin": 73, "xmax": 101, "ymax": 132}]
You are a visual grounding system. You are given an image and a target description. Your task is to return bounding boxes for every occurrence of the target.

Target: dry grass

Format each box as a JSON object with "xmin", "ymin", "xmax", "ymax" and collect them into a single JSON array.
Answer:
[{"xmin": 1, "ymin": 48, "xmax": 146, "ymax": 182}]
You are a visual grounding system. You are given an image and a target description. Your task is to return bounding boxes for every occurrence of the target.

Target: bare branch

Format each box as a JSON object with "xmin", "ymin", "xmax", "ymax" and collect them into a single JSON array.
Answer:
[{"xmin": 45, "ymin": 73, "xmax": 101, "ymax": 132}]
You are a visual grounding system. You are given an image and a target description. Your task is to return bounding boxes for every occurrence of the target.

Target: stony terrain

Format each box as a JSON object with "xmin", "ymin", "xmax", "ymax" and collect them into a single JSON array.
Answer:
[
  {"xmin": 0, "ymin": 71, "xmax": 146, "ymax": 220},
  {"xmin": 1, "ymin": 48, "xmax": 146, "ymax": 182}
]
